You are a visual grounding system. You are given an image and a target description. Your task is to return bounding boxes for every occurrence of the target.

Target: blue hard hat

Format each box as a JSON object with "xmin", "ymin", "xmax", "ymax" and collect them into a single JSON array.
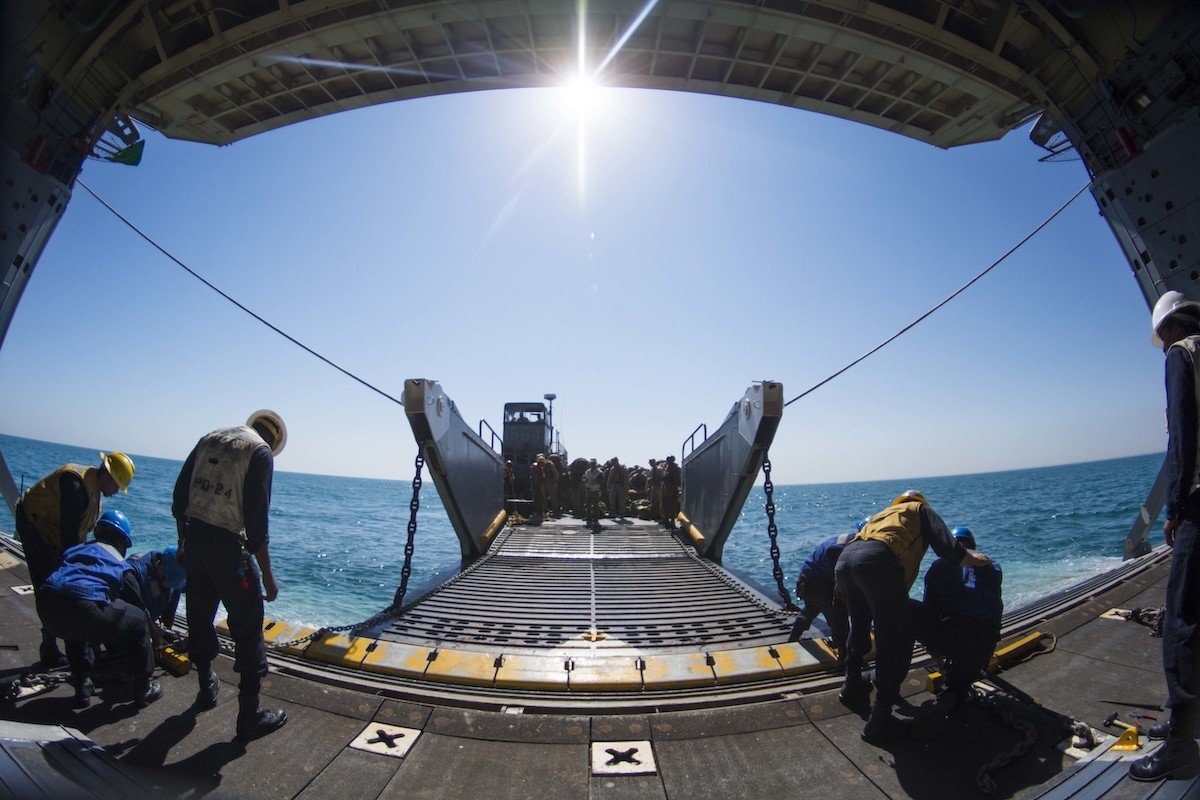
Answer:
[
  {"xmin": 95, "ymin": 509, "xmax": 132, "ymax": 549},
  {"xmin": 161, "ymin": 546, "xmax": 187, "ymax": 591},
  {"xmin": 952, "ymin": 526, "xmax": 976, "ymax": 547},
  {"xmin": 856, "ymin": 517, "xmax": 871, "ymax": 532}
]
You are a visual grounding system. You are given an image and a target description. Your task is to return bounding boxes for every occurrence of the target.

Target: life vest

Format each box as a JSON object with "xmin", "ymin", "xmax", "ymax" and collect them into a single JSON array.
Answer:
[
  {"xmin": 20, "ymin": 465, "xmax": 102, "ymax": 550},
  {"xmin": 184, "ymin": 426, "xmax": 267, "ymax": 535},
  {"xmin": 1170, "ymin": 335, "xmax": 1200, "ymax": 496},
  {"xmin": 856, "ymin": 500, "xmax": 927, "ymax": 589},
  {"xmin": 42, "ymin": 541, "xmax": 129, "ymax": 603}
]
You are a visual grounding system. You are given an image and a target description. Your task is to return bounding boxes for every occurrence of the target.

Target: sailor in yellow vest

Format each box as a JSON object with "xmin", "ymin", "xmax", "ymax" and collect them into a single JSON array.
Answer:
[
  {"xmin": 13, "ymin": 452, "xmax": 135, "ymax": 667},
  {"xmin": 834, "ymin": 490, "xmax": 991, "ymax": 742},
  {"xmin": 172, "ymin": 410, "xmax": 287, "ymax": 741}
]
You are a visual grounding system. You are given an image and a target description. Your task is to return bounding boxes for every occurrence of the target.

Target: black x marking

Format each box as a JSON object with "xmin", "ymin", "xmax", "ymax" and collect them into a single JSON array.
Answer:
[
  {"xmin": 366, "ymin": 729, "xmax": 407, "ymax": 748},
  {"xmin": 604, "ymin": 747, "xmax": 642, "ymax": 766}
]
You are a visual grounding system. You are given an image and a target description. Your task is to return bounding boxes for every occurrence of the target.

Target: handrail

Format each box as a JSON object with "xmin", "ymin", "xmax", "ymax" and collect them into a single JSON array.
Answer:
[
  {"xmin": 477, "ymin": 420, "xmax": 503, "ymax": 453},
  {"xmin": 681, "ymin": 423, "xmax": 707, "ymax": 460}
]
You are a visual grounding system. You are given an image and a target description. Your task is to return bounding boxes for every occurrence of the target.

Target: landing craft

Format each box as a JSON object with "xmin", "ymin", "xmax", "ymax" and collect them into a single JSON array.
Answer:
[{"xmin": 0, "ymin": 1, "xmax": 1197, "ymax": 797}]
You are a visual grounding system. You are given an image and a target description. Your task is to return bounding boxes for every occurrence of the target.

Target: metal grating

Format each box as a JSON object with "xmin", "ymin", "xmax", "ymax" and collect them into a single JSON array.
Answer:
[{"xmin": 379, "ymin": 519, "xmax": 792, "ymax": 652}]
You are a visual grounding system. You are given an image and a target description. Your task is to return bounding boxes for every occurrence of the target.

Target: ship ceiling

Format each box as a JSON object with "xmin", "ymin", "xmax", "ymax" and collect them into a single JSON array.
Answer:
[{"xmin": 19, "ymin": 1, "xmax": 1177, "ymax": 163}]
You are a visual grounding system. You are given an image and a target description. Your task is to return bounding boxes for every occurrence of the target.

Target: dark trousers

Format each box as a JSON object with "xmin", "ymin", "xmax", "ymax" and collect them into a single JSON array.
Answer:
[
  {"xmin": 1164, "ymin": 509, "xmax": 1200, "ymax": 731},
  {"xmin": 17, "ymin": 511, "xmax": 67, "ymax": 656},
  {"xmin": 662, "ymin": 489, "xmax": 679, "ymax": 525},
  {"xmin": 184, "ymin": 528, "xmax": 267, "ymax": 698},
  {"xmin": 789, "ymin": 579, "xmax": 849, "ymax": 651},
  {"xmin": 35, "ymin": 588, "xmax": 152, "ymax": 689},
  {"xmin": 911, "ymin": 600, "xmax": 999, "ymax": 694},
  {"xmin": 835, "ymin": 540, "xmax": 912, "ymax": 709},
  {"xmin": 584, "ymin": 489, "xmax": 601, "ymax": 523}
]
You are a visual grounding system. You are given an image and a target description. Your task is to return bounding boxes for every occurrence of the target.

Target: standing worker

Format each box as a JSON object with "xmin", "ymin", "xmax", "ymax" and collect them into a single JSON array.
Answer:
[
  {"xmin": 173, "ymin": 410, "xmax": 287, "ymax": 741},
  {"xmin": 14, "ymin": 452, "xmax": 135, "ymax": 667},
  {"xmin": 530, "ymin": 455, "xmax": 547, "ymax": 519},
  {"xmin": 661, "ymin": 455, "xmax": 681, "ymax": 528},
  {"xmin": 607, "ymin": 458, "xmax": 630, "ymax": 519},
  {"xmin": 835, "ymin": 491, "xmax": 990, "ymax": 741},
  {"xmin": 1131, "ymin": 292, "xmax": 1200, "ymax": 781},
  {"xmin": 582, "ymin": 459, "xmax": 604, "ymax": 527}
]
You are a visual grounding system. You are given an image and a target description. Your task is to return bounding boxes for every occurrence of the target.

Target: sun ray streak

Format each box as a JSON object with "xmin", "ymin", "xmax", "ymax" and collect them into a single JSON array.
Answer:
[
  {"xmin": 264, "ymin": 55, "xmax": 457, "ymax": 82},
  {"xmin": 595, "ymin": 0, "xmax": 660, "ymax": 76}
]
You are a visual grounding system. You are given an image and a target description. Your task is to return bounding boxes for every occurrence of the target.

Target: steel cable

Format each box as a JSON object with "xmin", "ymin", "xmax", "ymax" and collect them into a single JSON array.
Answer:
[{"xmin": 784, "ymin": 183, "xmax": 1091, "ymax": 408}]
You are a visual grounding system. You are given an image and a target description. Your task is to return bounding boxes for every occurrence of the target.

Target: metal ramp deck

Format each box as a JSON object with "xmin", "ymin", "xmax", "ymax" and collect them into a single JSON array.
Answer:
[{"xmin": 377, "ymin": 518, "xmax": 793, "ymax": 654}]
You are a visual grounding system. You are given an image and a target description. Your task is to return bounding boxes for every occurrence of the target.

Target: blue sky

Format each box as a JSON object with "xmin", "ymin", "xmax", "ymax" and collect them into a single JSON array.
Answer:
[{"xmin": 0, "ymin": 85, "xmax": 1167, "ymax": 483}]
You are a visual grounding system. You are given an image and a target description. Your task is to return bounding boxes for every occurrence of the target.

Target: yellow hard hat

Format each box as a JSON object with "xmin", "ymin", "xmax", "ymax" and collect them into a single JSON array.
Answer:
[
  {"xmin": 892, "ymin": 490, "xmax": 926, "ymax": 506},
  {"xmin": 100, "ymin": 452, "xmax": 135, "ymax": 493},
  {"xmin": 247, "ymin": 409, "xmax": 287, "ymax": 456}
]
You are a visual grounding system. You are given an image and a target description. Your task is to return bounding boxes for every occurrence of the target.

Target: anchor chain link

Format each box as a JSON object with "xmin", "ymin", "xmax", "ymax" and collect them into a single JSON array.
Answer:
[
  {"xmin": 976, "ymin": 692, "xmax": 1039, "ymax": 796},
  {"xmin": 265, "ymin": 453, "xmax": 424, "ymax": 651},
  {"xmin": 762, "ymin": 456, "xmax": 798, "ymax": 612}
]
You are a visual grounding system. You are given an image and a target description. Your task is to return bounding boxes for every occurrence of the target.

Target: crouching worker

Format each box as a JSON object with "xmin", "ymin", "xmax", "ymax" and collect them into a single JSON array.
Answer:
[
  {"xmin": 34, "ymin": 510, "xmax": 161, "ymax": 709},
  {"xmin": 915, "ymin": 526, "xmax": 1003, "ymax": 716},
  {"xmin": 788, "ymin": 524, "xmax": 864, "ymax": 665},
  {"xmin": 127, "ymin": 547, "xmax": 187, "ymax": 650}
]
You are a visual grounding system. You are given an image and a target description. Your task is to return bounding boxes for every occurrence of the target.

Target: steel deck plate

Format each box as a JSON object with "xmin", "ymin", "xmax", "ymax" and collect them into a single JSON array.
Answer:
[{"xmin": 378, "ymin": 519, "xmax": 792, "ymax": 653}]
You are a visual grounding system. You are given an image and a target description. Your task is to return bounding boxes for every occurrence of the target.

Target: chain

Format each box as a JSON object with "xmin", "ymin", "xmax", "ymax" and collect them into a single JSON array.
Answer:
[
  {"xmin": 1, "ymin": 671, "xmax": 67, "ymax": 703},
  {"xmin": 265, "ymin": 453, "xmax": 425, "ymax": 651},
  {"xmin": 394, "ymin": 452, "xmax": 424, "ymax": 609},
  {"xmin": 762, "ymin": 456, "xmax": 798, "ymax": 611},
  {"xmin": 976, "ymin": 692, "xmax": 1039, "ymax": 795}
]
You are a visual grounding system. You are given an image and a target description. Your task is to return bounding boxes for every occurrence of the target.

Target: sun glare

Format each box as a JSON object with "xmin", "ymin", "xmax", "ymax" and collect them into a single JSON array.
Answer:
[{"xmin": 558, "ymin": 72, "xmax": 605, "ymax": 116}]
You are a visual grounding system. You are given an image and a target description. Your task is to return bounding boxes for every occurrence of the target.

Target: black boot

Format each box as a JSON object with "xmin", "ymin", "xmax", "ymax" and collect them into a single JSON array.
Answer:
[
  {"xmin": 236, "ymin": 694, "xmax": 287, "ymax": 741},
  {"xmin": 71, "ymin": 674, "xmax": 93, "ymax": 709},
  {"xmin": 39, "ymin": 632, "xmax": 68, "ymax": 671},
  {"xmin": 839, "ymin": 660, "xmax": 871, "ymax": 711},
  {"xmin": 1148, "ymin": 720, "xmax": 1171, "ymax": 741},
  {"xmin": 195, "ymin": 666, "xmax": 219, "ymax": 711},
  {"xmin": 135, "ymin": 680, "xmax": 162, "ymax": 709},
  {"xmin": 861, "ymin": 704, "xmax": 915, "ymax": 742},
  {"xmin": 1130, "ymin": 735, "xmax": 1200, "ymax": 781}
]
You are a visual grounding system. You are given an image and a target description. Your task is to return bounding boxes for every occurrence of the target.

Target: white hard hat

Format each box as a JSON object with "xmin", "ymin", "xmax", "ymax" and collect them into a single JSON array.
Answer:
[
  {"xmin": 247, "ymin": 409, "xmax": 287, "ymax": 456},
  {"xmin": 1151, "ymin": 291, "xmax": 1200, "ymax": 347}
]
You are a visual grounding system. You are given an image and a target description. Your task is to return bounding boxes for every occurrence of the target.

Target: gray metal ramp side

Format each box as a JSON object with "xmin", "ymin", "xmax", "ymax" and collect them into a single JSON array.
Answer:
[
  {"xmin": 0, "ymin": 722, "xmax": 157, "ymax": 800},
  {"xmin": 1148, "ymin": 774, "xmax": 1200, "ymax": 800},
  {"xmin": 1032, "ymin": 738, "xmax": 1163, "ymax": 800}
]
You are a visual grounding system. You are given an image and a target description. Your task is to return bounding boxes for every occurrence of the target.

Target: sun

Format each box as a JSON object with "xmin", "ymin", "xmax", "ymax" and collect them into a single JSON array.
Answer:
[{"xmin": 557, "ymin": 71, "xmax": 606, "ymax": 117}]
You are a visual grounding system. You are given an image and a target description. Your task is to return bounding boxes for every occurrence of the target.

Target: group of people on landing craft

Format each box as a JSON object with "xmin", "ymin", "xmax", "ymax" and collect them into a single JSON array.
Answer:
[
  {"xmin": 507, "ymin": 453, "xmax": 681, "ymax": 528},
  {"xmin": 14, "ymin": 410, "xmax": 290, "ymax": 742}
]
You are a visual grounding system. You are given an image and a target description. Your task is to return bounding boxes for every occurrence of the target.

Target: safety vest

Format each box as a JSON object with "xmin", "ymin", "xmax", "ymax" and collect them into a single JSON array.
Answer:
[
  {"xmin": 20, "ymin": 464, "xmax": 102, "ymax": 550},
  {"xmin": 42, "ymin": 541, "xmax": 129, "ymax": 603},
  {"xmin": 1170, "ymin": 335, "xmax": 1200, "ymax": 496},
  {"xmin": 184, "ymin": 426, "xmax": 266, "ymax": 535},
  {"xmin": 856, "ymin": 500, "xmax": 927, "ymax": 590}
]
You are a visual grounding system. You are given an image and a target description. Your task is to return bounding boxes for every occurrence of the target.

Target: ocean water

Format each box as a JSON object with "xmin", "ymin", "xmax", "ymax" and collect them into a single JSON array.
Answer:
[{"xmin": 0, "ymin": 433, "xmax": 1160, "ymax": 628}]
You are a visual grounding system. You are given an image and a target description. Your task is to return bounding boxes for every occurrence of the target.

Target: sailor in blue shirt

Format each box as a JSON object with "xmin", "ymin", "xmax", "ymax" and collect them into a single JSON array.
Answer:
[
  {"xmin": 34, "ymin": 510, "xmax": 161, "ymax": 709},
  {"xmin": 787, "ymin": 521, "xmax": 866, "ymax": 663},
  {"xmin": 916, "ymin": 526, "xmax": 1002, "ymax": 709},
  {"xmin": 127, "ymin": 547, "xmax": 186, "ymax": 649}
]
